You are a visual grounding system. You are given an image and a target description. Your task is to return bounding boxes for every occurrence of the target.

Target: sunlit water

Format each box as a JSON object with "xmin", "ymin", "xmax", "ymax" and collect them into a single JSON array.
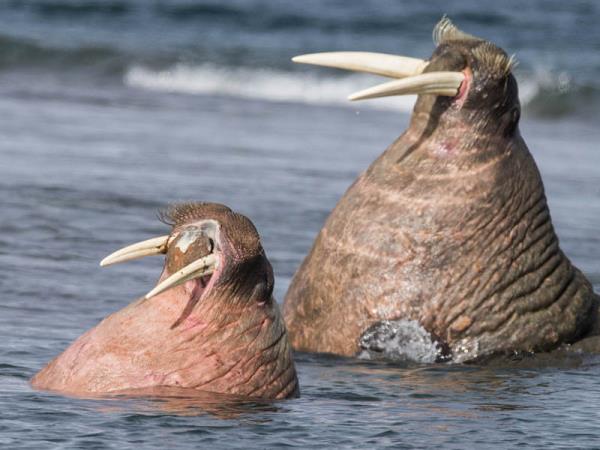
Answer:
[
  {"xmin": 1, "ymin": 84, "xmax": 599, "ymax": 449},
  {"xmin": 1, "ymin": 1, "xmax": 600, "ymax": 448}
]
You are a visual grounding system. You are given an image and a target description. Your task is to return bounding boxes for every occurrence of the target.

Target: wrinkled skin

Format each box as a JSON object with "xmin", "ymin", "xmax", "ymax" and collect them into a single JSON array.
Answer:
[
  {"xmin": 284, "ymin": 27, "xmax": 599, "ymax": 362},
  {"xmin": 32, "ymin": 203, "xmax": 299, "ymax": 399}
]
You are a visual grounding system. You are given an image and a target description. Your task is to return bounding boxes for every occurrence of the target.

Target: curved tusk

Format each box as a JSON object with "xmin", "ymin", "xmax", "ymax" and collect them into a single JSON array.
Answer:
[
  {"xmin": 144, "ymin": 254, "xmax": 218, "ymax": 300},
  {"xmin": 348, "ymin": 71, "xmax": 464, "ymax": 101},
  {"xmin": 292, "ymin": 52, "xmax": 428, "ymax": 78},
  {"xmin": 100, "ymin": 235, "xmax": 170, "ymax": 267}
]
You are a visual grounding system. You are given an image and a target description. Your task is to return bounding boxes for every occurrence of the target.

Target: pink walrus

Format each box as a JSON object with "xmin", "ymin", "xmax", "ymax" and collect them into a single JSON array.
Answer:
[{"xmin": 32, "ymin": 202, "xmax": 299, "ymax": 399}]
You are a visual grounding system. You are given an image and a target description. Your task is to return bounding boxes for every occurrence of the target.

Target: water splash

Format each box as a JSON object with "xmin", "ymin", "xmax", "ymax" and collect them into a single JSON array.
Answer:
[{"xmin": 358, "ymin": 319, "xmax": 446, "ymax": 363}]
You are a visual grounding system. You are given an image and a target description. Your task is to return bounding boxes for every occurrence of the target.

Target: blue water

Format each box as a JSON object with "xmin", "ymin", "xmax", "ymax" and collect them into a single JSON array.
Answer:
[
  {"xmin": 1, "ymin": 1, "xmax": 600, "ymax": 448},
  {"xmin": 0, "ymin": 0, "xmax": 599, "ymax": 118}
]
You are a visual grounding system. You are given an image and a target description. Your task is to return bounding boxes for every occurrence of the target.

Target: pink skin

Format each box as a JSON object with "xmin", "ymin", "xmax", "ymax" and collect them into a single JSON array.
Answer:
[
  {"xmin": 31, "ymin": 276, "xmax": 295, "ymax": 398},
  {"xmin": 453, "ymin": 68, "xmax": 472, "ymax": 108},
  {"xmin": 31, "ymin": 210, "xmax": 298, "ymax": 399},
  {"xmin": 432, "ymin": 69, "xmax": 471, "ymax": 158},
  {"xmin": 31, "ymin": 274, "xmax": 295, "ymax": 398}
]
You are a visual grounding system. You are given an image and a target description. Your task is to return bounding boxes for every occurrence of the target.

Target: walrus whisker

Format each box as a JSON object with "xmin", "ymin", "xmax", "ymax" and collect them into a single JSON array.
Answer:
[
  {"xmin": 348, "ymin": 71, "xmax": 465, "ymax": 101},
  {"xmin": 100, "ymin": 235, "xmax": 170, "ymax": 267},
  {"xmin": 292, "ymin": 52, "xmax": 428, "ymax": 78},
  {"xmin": 432, "ymin": 15, "xmax": 481, "ymax": 45},
  {"xmin": 144, "ymin": 254, "xmax": 219, "ymax": 300},
  {"xmin": 471, "ymin": 43, "xmax": 517, "ymax": 77}
]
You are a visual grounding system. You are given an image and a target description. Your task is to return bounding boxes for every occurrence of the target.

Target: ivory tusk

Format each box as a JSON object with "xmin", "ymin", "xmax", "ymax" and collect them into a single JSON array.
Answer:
[
  {"xmin": 144, "ymin": 254, "xmax": 218, "ymax": 300},
  {"xmin": 348, "ymin": 71, "xmax": 465, "ymax": 101},
  {"xmin": 292, "ymin": 52, "xmax": 428, "ymax": 78},
  {"xmin": 100, "ymin": 235, "xmax": 170, "ymax": 267}
]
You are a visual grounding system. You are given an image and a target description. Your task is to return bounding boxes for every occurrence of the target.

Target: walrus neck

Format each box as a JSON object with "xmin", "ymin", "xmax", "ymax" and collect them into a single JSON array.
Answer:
[
  {"xmin": 364, "ymin": 124, "xmax": 596, "ymax": 359},
  {"xmin": 382, "ymin": 115, "xmax": 514, "ymax": 176},
  {"xmin": 426, "ymin": 143, "xmax": 596, "ymax": 358},
  {"xmin": 411, "ymin": 93, "xmax": 511, "ymax": 135},
  {"xmin": 172, "ymin": 294, "xmax": 298, "ymax": 398}
]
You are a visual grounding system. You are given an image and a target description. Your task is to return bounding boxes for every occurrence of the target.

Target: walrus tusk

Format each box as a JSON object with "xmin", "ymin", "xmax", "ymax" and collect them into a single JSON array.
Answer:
[
  {"xmin": 292, "ymin": 52, "xmax": 428, "ymax": 78},
  {"xmin": 348, "ymin": 71, "xmax": 465, "ymax": 101},
  {"xmin": 144, "ymin": 254, "xmax": 219, "ymax": 300},
  {"xmin": 100, "ymin": 235, "xmax": 170, "ymax": 267}
]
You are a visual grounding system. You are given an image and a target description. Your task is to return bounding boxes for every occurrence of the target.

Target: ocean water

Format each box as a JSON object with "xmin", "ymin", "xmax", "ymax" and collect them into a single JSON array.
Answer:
[{"xmin": 1, "ymin": 1, "xmax": 599, "ymax": 448}]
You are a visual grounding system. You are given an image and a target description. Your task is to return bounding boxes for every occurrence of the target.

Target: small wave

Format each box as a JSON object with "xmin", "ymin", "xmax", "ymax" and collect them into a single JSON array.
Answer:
[
  {"xmin": 2, "ymin": 0, "xmax": 130, "ymax": 17},
  {"xmin": 124, "ymin": 63, "xmax": 418, "ymax": 112},
  {"xmin": 1, "ymin": 30, "xmax": 595, "ymax": 119},
  {"xmin": 155, "ymin": 3, "xmax": 245, "ymax": 21},
  {"xmin": 518, "ymin": 70, "xmax": 600, "ymax": 118},
  {"xmin": 0, "ymin": 34, "xmax": 127, "ymax": 74},
  {"xmin": 519, "ymin": 70, "xmax": 572, "ymax": 104},
  {"xmin": 125, "ymin": 63, "xmax": 600, "ymax": 118}
]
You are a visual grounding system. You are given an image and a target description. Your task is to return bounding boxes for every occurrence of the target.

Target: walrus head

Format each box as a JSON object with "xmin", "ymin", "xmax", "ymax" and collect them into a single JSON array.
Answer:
[
  {"xmin": 32, "ymin": 202, "xmax": 298, "ymax": 399},
  {"xmin": 101, "ymin": 202, "xmax": 274, "ymax": 319},
  {"xmin": 294, "ymin": 17, "xmax": 520, "ymax": 160},
  {"xmin": 416, "ymin": 19, "xmax": 519, "ymax": 138}
]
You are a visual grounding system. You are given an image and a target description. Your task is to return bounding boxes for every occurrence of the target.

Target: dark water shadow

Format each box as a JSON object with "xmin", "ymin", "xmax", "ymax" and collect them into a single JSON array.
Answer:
[
  {"xmin": 37, "ymin": 386, "xmax": 285, "ymax": 420},
  {"xmin": 293, "ymin": 349, "xmax": 600, "ymax": 415}
]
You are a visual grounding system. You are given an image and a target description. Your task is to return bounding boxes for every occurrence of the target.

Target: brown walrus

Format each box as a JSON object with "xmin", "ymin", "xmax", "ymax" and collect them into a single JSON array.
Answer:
[
  {"xmin": 32, "ymin": 202, "xmax": 299, "ymax": 399},
  {"xmin": 283, "ymin": 18, "xmax": 599, "ymax": 362}
]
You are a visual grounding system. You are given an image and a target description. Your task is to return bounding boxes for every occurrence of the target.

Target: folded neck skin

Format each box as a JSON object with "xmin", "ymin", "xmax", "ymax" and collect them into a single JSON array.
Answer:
[{"xmin": 31, "ymin": 203, "xmax": 299, "ymax": 399}]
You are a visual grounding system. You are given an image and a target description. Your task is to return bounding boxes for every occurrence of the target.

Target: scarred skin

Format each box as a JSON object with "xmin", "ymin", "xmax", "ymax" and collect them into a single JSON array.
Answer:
[
  {"xmin": 283, "ymin": 24, "xmax": 599, "ymax": 361},
  {"xmin": 32, "ymin": 203, "xmax": 299, "ymax": 399}
]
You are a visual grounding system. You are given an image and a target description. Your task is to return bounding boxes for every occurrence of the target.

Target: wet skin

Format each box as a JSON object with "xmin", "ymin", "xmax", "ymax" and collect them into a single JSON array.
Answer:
[
  {"xmin": 283, "ymin": 20, "xmax": 599, "ymax": 362},
  {"xmin": 32, "ymin": 203, "xmax": 299, "ymax": 399}
]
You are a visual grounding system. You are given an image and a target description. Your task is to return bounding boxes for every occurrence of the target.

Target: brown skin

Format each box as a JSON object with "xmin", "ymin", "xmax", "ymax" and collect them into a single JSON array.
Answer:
[
  {"xmin": 283, "ymin": 24, "xmax": 599, "ymax": 362},
  {"xmin": 32, "ymin": 203, "xmax": 299, "ymax": 399}
]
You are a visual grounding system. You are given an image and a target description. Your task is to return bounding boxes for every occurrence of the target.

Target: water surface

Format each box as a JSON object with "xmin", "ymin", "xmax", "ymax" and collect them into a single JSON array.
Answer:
[{"xmin": 1, "ymin": 1, "xmax": 600, "ymax": 448}]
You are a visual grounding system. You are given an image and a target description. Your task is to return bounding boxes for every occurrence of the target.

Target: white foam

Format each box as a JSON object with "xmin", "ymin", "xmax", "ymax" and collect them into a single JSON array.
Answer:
[
  {"xmin": 124, "ymin": 63, "xmax": 564, "ymax": 114},
  {"xmin": 518, "ymin": 68, "xmax": 573, "ymax": 104},
  {"xmin": 358, "ymin": 319, "xmax": 442, "ymax": 363},
  {"xmin": 124, "ymin": 63, "xmax": 417, "ymax": 112}
]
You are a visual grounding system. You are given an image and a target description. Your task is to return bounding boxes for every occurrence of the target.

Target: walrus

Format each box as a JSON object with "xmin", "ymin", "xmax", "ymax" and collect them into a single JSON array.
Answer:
[
  {"xmin": 283, "ymin": 18, "xmax": 599, "ymax": 362},
  {"xmin": 32, "ymin": 202, "xmax": 299, "ymax": 399}
]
